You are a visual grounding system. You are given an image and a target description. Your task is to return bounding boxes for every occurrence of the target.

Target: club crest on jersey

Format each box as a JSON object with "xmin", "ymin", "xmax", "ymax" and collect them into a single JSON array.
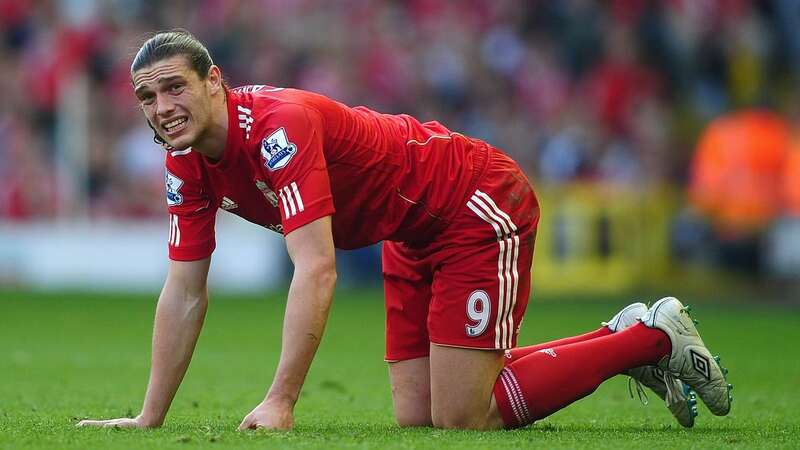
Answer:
[
  {"xmin": 165, "ymin": 171, "xmax": 184, "ymax": 206},
  {"xmin": 261, "ymin": 127, "xmax": 296, "ymax": 171}
]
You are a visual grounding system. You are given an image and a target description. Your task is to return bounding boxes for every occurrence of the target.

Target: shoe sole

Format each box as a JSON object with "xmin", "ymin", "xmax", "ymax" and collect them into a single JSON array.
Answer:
[{"xmin": 671, "ymin": 380, "xmax": 698, "ymax": 428}]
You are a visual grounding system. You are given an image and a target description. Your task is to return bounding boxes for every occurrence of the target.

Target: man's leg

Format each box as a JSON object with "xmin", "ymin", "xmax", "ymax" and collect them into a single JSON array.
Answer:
[
  {"xmin": 422, "ymin": 166, "xmax": 537, "ymax": 429},
  {"xmin": 382, "ymin": 241, "xmax": 435, "ymax": 426},
  {"xmin": 429, "ymin": 345, "xmax": 505, "ymax": 429},
  {"xmin": 505, "ymin": 302, "xmax": 647, "ymax": 364},
  {"xmin": 429, "ymin": 323, "xmax": 671, "ymax": 429},
  {"xmin": 505, "ymin": 327, "xmax": 611, "ymax": 364},
  {"xmin": 492, "ymin": 323, "xmax": 670, "ymax": 427},
  {"xmin": 388, "ymin": 357, "xmax": 432, "ymax": 426}
]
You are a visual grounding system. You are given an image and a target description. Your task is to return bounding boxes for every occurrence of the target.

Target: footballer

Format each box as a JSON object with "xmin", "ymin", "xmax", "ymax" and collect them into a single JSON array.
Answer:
[{"xmin": 78, "ymin": 31, "xmax": 731, "ymax": 431}]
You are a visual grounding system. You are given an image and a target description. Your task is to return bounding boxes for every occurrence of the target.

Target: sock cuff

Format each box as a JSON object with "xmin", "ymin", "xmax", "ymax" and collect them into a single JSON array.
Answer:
[{"xmin": 493, "ymin": 367, "xmax": 533, "ymax": 428}]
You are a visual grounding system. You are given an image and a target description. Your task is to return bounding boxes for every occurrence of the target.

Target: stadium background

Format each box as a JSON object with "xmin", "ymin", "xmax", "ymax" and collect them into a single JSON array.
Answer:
[
  {"xmin": 2, "ymin": 0, "xmax": 800, "ymax": 295},
  {"xmin": 2, "ymin": 1, "xmax": 799, "ymax": 449}
]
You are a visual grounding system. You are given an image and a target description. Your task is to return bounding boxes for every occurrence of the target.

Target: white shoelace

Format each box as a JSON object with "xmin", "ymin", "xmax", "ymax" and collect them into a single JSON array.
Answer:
[
  {"xmin": 662, "ymin": 370, "xmax": 678, "ymax": 403},
  {"xmin": 627, "ymin": 376, "xmax": 649, "ymax": 406}
]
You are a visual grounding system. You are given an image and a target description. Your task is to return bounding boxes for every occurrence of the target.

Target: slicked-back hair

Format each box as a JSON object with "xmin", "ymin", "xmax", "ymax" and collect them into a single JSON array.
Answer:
[
  {"xmin": 132, "ymin": 30, "xmax": 216, "ymax": 150},
  {"xmin": 131, "ymin": 29, "xmax": 213, "ymax": 79}
]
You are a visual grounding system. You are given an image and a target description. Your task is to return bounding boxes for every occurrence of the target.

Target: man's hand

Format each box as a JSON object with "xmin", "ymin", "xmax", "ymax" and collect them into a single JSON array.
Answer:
[
  {"xmin": 77, "ymin": 258, "xmax": 211, "ymax": 431},
  {"xmin": 238, "ymin": 399, "xmax": 294, "ymax": 431},
  {"xmin": 241, "ymin": 216, "xmax": 335, "ymax": 431},
  {"xmin": 76, "ymin": 415, "xmax": 158, "ymax": 429}
]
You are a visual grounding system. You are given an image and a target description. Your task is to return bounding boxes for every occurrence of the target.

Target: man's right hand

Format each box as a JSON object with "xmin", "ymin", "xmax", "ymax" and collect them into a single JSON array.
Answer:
[
  {"xmin": 77, "ymin": 258, "xmax": 212, "ymax": 431},
  {"xmin": 76, "ymin": 415, "xmax": 158, "ymax": 428}
]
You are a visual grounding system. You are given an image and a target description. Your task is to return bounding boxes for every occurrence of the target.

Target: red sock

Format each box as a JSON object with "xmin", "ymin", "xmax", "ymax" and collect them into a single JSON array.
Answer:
[
  {"xmin": 505, "ymin": 327, "xmax": 612, "ymax": 365},
  {"xmin": 493, "ymin": 323, "xmax": 671, "ymax": 428}
]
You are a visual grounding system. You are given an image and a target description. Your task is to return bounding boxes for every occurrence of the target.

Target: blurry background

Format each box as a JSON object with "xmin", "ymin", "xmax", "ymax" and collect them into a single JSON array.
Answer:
[{"xmin": 1, "ymin": 0, "xmax": 799, "ymax": 298}]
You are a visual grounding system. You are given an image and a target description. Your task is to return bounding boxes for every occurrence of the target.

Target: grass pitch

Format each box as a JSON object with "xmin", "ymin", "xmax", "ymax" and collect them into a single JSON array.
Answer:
[{"xmin": 1, "ymin": 289, "xmax": 798, "ymax": 449}]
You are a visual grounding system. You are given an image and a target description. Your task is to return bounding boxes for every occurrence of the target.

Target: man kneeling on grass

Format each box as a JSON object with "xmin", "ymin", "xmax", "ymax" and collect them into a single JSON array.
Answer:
[{"xmin": 78, "ymin": 30, "xmax": 732, "ymax": 431}]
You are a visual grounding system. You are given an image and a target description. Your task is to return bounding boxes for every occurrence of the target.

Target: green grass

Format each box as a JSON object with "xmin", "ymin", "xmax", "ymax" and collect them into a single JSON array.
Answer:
[{"xmin": 1, "ymin": 289, "xmax": 798, "ymax": 449}]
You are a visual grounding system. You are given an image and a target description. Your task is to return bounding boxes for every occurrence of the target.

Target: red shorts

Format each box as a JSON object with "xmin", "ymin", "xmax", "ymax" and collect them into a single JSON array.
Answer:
[{"xmin": 382, "ymin": 150, "xmax": 539, "ymax": 362}]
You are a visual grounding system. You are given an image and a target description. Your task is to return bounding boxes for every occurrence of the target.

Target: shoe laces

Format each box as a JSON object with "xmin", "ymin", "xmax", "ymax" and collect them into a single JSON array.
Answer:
[
  {"xmin": 662, "ymin": 370, "xmax": 676, "ymax": 403},
  {"xmin": 627, "ymin": 376, "xmax": 649, "ymax": 406}
]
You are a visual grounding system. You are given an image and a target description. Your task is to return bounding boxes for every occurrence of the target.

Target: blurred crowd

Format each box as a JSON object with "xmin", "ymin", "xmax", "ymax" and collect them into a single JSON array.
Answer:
[{"xmin": 1, "ymin": 0, "xmax": 800, "ymax": 225}]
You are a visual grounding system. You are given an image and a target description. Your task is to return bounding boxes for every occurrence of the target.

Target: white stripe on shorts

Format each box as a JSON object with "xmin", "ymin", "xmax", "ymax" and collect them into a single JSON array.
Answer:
[
  {"xmin": 466, "ymin": 190, "xmax": 519, "ymax": 349},
  {"xmin": 476, "ymin": 189, "xmax": 519, "ymax": 348}
]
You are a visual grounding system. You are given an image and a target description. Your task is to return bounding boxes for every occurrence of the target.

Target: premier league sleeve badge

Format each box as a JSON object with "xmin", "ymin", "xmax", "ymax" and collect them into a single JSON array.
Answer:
[{"xmin": 261, "ymin": 127, "xmax": 297, "ymax": 171}]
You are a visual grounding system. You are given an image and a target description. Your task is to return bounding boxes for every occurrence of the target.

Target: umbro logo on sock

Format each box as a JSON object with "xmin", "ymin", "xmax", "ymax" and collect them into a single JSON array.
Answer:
[{"xmin": 690, "ymin": 349, "xmax": 711, "ymax": 380}]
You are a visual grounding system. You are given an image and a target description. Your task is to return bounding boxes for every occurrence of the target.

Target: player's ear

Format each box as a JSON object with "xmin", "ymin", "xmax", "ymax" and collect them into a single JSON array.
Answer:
[{"xmin": 206, "ymin": 65, "xmax": 223, "ymax": 95}]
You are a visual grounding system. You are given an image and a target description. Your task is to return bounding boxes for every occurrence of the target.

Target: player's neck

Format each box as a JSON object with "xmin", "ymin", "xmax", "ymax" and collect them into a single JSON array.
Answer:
[{"xmin": 191, "ymin": 94, "xmax": 228, "ymax": 161}]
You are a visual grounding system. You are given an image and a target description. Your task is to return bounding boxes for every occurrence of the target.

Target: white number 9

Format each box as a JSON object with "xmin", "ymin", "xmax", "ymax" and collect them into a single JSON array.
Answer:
[{"xmin": 465, "ymin": 290, "xmax": 491, "ymax": 337}]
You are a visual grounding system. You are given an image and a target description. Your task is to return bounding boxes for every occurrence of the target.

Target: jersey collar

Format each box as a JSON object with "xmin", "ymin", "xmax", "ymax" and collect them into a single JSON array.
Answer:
[{"xmin": 202, "ymin": 89, "xmax": 243, "ymax": 171}]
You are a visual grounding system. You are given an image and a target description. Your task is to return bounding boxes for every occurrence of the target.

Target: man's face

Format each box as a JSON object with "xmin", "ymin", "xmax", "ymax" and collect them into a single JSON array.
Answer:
[{"xmin": 132, "ymin": 55, "xmax": 213, "ymax": 151}]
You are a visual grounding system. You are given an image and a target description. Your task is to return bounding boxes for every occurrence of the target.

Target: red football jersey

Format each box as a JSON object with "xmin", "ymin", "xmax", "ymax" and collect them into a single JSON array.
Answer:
[{"xmin": 165, "ymin": 85, "xmax": 492, "ymax": 261}]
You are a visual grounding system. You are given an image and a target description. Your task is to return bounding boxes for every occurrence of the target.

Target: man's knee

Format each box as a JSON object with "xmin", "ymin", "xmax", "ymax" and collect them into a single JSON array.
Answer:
[
  {"xmin": 389, "ymin": 357, "xmax": 432, "ymax": 427},
  {"xmin": 431, "ymin": 409, "xmax": 485, "ymax": 430},
  {"xmin": 396, "ymin": 409, "xmax": 433, "ymax": 427},
  {"xmin": 391, "ymin": 382, "xmax": 432, "ymax": 427},
  {"xmin": 428, "ymin": 345, "xmax": 506, "ymax": 430},
  {"xmin": 431, "ymin": 397, "xmax": 507, "ymax": 430}
]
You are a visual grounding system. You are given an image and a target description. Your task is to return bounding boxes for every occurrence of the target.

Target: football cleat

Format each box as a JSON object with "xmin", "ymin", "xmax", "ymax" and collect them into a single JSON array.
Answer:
[
  {"xmin": 602, "ymin": 302, "xmax": 648, "ymax": 332},
  {"xmin": 627, "ymin": 366, "xmax": 698, "ymax": 428},
  {"xmin": 604, "ymin": 302, "xmax": 698, "ymax": 428},
  {"xmin": 641, "ymin": 297, "xmax": 732, "ymax": 416}
]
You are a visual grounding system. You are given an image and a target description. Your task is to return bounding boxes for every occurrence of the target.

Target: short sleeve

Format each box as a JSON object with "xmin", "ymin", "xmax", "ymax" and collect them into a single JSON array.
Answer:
[
  {"xmin": 165, "ymin": 154, "xmax": 217, "ymax": 260},
  {"xmin": 256, "ymin": 104, "xmax": 335, "ymax": 234}
]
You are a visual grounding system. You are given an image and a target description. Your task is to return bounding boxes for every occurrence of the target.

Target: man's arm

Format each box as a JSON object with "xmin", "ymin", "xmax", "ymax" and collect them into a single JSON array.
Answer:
[
  {"xmin": 238, "ymin": 216, "xmax": 336, "ymax": 430},
  {"xmin": 78, "ymin": 257, "xmax": 211, "ymax": 428}
]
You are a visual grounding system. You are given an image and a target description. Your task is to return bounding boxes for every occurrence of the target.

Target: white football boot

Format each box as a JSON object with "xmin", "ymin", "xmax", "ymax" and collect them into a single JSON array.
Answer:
[
  {"xmin": 604, "ymin": 302, "xmax": 698, "ymax": 428},
  {"xmin": 640, "ymin": 297, "xmax": 732, "ymax": 416}
]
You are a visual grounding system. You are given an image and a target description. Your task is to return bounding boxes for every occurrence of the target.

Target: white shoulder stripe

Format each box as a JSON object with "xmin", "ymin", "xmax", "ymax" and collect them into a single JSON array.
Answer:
[
  {"xmin": 169, "ymin": 214, "xmax": 181, "ymax": 247},
  {"xmin": 237, "ymin": 105, "xmax": 254, "ymax": 139},
  {"xmin": 278, "ymin": 182, "xmax": 305, "ymax": 219},
  {"xmin": 291, "ymin": 182, "xmax": 304, "ymax": 212},
  {"xmin": 284, "ymin": 186, "xmax": 297, "ymax": 215},
  {"xmin": 279, "ymin": 189, "xmax": 290, "ymax": 218}
]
